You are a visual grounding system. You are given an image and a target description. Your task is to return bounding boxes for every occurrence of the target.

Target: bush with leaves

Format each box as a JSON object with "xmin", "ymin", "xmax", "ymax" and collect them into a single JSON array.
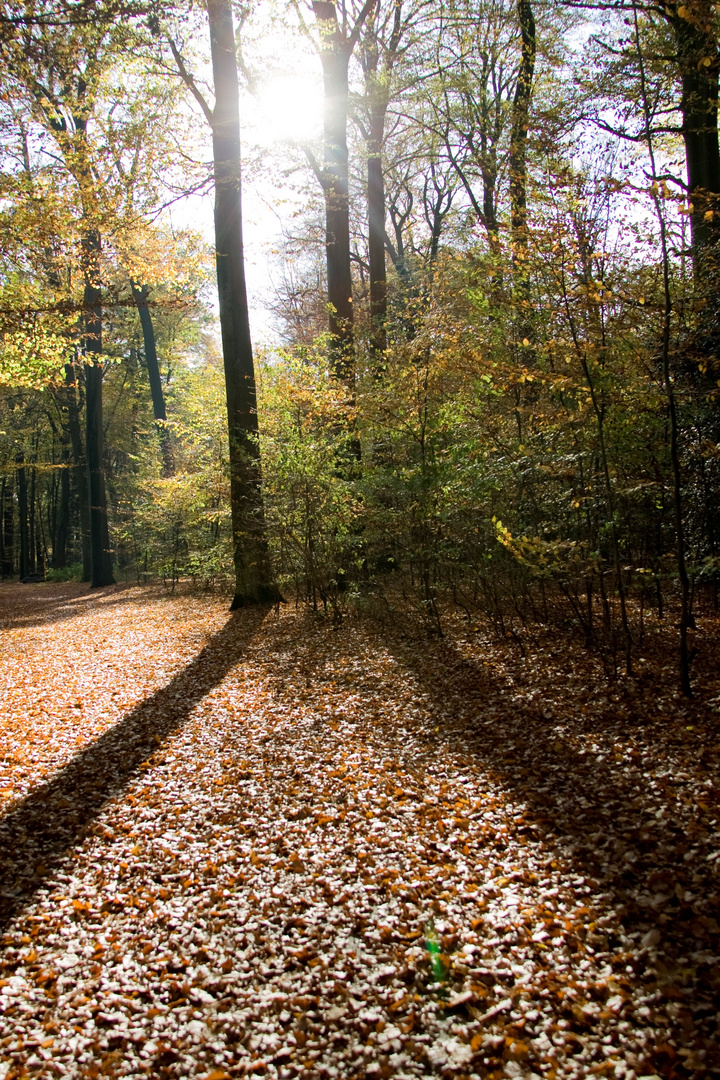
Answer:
[{"xmin": 259, "ymin": 346, "xmax": 362, "ymax": 614}]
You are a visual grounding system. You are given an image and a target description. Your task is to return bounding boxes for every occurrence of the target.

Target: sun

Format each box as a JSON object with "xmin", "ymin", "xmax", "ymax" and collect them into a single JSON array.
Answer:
[{"xmin": 256, "ymin": 73, "xmax": 323, "ymax": 145}]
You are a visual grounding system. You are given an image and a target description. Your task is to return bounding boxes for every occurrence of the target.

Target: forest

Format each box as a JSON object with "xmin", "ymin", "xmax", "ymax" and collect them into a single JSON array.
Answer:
[
  {"xmin": 0, "ymin": 0, "xmax": 719, "ymax": 1078},
  {"xmin": 2, "ymin": 0, "xmax": 720, "ymax": 690}
]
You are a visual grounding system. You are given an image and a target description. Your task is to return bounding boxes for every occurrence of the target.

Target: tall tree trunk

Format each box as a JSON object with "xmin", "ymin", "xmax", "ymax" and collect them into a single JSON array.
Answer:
[
  {"xmin": 367, "ymin": 118, "xmax": 387, "ymax": 358},
  {"xmin": 65, "ymin": 361, "xmax": 92, "ymax": 580},
  {"xmin": 314, "ymin": 1, "xmax": 356, "ymax": 383},
  {"xmin": 509, "ymin": 0, "xmax": 535, "ymax": 313},
  {"xmin": 207, "ymin": 0, "xmax": 276, "ymax": 607},
  {"xmin": 130, "ymin": 281, "xmax": 174, "ymax": 476},
  {"xmin": 83, "ymin": 229, "xmax": 114, "ymax": 588},
  {"xmin": 360, "ymin": 2, "xmax": 403, "ymax": 365},
  {"xmin": 671, "ymin": 1, "xmax": 720, "ymax": 269},
  {"xmin": 1, "ymin": 477, "xmax": 14, "ymax": 578},
  {"xmin": 17, "ymin": 456, "xmax": 29, "ymax": 580}
]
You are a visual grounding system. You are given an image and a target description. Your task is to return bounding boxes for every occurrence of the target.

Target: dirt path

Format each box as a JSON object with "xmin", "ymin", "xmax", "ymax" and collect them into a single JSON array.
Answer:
[{"xmin": 0, "ymin": 585, "xmax": 717, "ymax": 1079}]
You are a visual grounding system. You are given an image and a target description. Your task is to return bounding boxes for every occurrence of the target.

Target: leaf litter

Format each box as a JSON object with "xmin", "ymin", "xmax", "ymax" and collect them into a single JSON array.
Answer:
[{"xmin": 0, "ymin": 583, "xmax": 718, "ymax": 1080}]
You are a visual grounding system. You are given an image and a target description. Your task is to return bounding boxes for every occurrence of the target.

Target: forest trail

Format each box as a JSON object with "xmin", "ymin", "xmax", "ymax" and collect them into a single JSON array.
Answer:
[{"xmin": 0, "ymin": 585, "xmax": 718, "ymax": 1080}]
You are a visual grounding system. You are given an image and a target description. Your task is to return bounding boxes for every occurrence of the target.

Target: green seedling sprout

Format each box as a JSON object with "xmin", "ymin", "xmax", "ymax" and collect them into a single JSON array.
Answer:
[{"xmin": 424, "ymin": 919, "xmax": 447, "ymax": 983}]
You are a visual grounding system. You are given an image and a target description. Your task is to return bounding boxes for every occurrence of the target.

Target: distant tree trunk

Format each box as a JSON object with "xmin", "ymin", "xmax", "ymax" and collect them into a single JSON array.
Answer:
[
  {"xmin": 0, "ymin": 478, "xmax": 5, "ymax": 578},
  {"xmin": 36, "ymin": 515, "xmax": 45, "ymax": 577},
  {"xmin": 130, "ymin": 281, "xmax": 174, "ymax": 476},
  {"xmin": 54, "ymin": 445, "xmax": 70, "ymax": 569},
  {"xmin": 206, "ymin": 0, "xmax": 277, "ymax": 607},
  {"xmin": 313, "ymin": 1, "xmax": 356, "ymax": 383},
  {"xmin": 29, "ymin": 463, "xmax": 37, "ymax": 575},
  {"xmin": 82, "ymin": 229, "xmax": 114, "ymax": 588},
  {"xmin": 367, "ymin": 117, "xmax": 387, "ymax": 358},
  {"xmin": 359, "ymin": 5, "xmax": 401, "ymax": 362},
  {"xmin": 1, "ymin": 477, "xmax": 14, "ymax": 578},
  {"xmin": 1, "ymin": 478, "xmax": 6, "ymax": 577},
  {"xmin": 17, "ymin": 456, "xmax": 29, "ymax": 580},
  {"xmin": 64, "ymin": 361, "xmax": 92, "ymax": 581},
  {"xmin": 362, "ymin": 0, "xmax": 405, "ymax": 360},
  {"xmin": 509, "ymin": 0, "xmax": 535, "ymax": 311}
]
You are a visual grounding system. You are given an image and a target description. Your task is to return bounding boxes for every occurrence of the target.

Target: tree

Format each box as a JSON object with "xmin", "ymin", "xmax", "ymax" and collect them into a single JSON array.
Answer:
[
  {"xmin": 82, "ymin": 227, "xmax": 114, "ymax": 586},
  {"xmin": 431, "ymin": 0, "xmax": 519, "ymax": 256},
  {"xmin": 356, "ymin": 0, "xmax": 408, "ymax": 357},
  {"xmin": 580, "ymin": 0, "xmax": 719, "ymax": 274},
  {"xmin": 300, "ymin": 0, "xmax": 378, "ymax": 384},
  {"xmin": 630, "ymin": 0, "xmax": 693, "ymax": 692},
  {"xmin": 166, "ymin": 0, "xmax": 277, "ymax": 606},
  {"xmin": 509, "ymin": 0, "xmax": 535, "ymax": 298},
  {"xmin": 0, "ymin": 7, "xmax": 121, "ymax": 584},
  {"xmin": 130, "ymin": 282, "xmax": 174, "ymax": 476},
  {"xmin": 102, "ymin": 93, "xmax": 182, "ymax": 480},
  {"xmin": 667, "ymin": 0, "xmax": 720, "ymax": 266}
]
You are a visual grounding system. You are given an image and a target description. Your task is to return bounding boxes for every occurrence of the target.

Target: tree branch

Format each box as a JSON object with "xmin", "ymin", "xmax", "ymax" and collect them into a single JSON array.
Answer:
[
  {"xmin": 166, "ymin": 36, "xmax": 214, "ymax": 127},
  {"xmin": 301, "ymin": 141, "xmax": 327, "ymax": 190},
  {"xmin": 348, "ymin": 0, "xmax": 380, "ymax": 53}
]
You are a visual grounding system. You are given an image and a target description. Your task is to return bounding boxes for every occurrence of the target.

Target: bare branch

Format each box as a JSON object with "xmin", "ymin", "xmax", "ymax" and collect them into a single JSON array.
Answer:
[{"xmin": 166, "ymin": 36, "xmax": 214, "ymax": 127}]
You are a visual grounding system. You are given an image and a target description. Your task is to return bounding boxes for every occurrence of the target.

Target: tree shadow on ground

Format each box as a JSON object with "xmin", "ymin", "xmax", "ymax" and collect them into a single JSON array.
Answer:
[
  {"xmin": 0, "ymin": 606, "xmax": 269, "ymax": 931},
  {"xmin": 381, "ymin": 627, "xmax": 720, "ymax": 1068},
  {"xmin": 0, "ymin": 582, "xmax": 143, "ymax": 631}
]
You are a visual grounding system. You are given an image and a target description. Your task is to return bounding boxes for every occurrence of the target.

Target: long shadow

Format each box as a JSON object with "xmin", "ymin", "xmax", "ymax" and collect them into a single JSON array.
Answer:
[
  {"xmin": 381, "ymin": 629, "xmax": 720, "ymax": 1066},
  {"xmin": 0, "ymin": 606, "xmax": 269, "ymax": 930}
]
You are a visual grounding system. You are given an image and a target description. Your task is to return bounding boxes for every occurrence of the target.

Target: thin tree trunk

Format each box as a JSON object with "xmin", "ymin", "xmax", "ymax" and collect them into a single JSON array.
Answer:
[
  {"xmin": 509, "ymin": 0, "xmax": 535, "ymax": 317},
  {"xmin": 635, "ymin": 2, "xmax": 692, "ymax": 694},
  {"xmin": 1, "ymin": 477, "xmax": 13, "ymax": 578},
  {"xmin": 207, "ymin": 0, "xmax": 276, "ymax": 607},
  {"xmin": 312, "ymin": 1, "xmax": 379, "ymax": 381},
  {"xmin": 65, "ymin": 361, "xmax": 92, "ymax": 581},
  {"xmin": 359, "ymin": 0, "xmax": 403, "ymax": 365},
  {"xmin": 54, "ymin": 443, "xmax": 70, "ymax": 568},
  {"xmin": 29, "ymin": 463, "xmax": 37, "ymax": 576},
  {"xmin": 367, "ymin": 126, "xmax": 387, "ymax": 358},
  {"xmin": 130, "ymin": 281, "xmax": 174, "ymax": 476},
  {"xmin": 17, "ymin": 457, "xmax": 29, "ymax": 581},
  {"xmin": 83, "ymin": 229, "xmax": 114, "ymax": 588},
  {"xmin": 0, "ymin": 478, "xmax": 5, "ymax": 579},
  {"xmin": 560, "ymin": 273, "xmax": 634, "ymax": 673},
  {"xmin": 313, "ymin": 1, "xmax": 356, "ymax": 382},
  {"xmin": 36, "ymin": 499, "xmax": 46, "ymax": 578}
]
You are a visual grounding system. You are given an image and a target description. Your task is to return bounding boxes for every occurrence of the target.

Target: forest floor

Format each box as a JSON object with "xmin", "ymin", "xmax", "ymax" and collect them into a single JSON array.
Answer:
[{"xmin": 0, "ymin": 584, "xmax": 718, "ymax": 1080}]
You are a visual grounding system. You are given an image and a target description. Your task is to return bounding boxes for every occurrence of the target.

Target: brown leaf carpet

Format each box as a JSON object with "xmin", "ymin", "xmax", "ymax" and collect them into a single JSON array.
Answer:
[{"xmin": 0, "ymin": 585, "xmax": 718, "ymax": 1080}]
